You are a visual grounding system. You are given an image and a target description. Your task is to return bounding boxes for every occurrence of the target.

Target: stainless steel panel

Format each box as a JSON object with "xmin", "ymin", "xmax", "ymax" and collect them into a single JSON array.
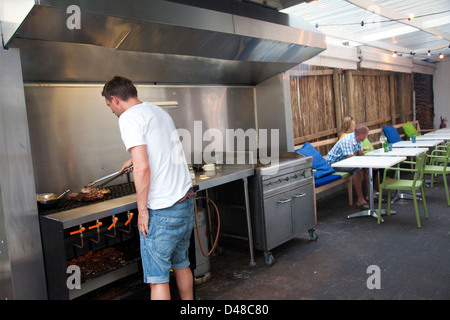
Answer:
[
  {"xmin": 255, "ymin": 74, "xmax": 296, "ymax": 153},
  {"xmin": 14, "ymin": 6, "xmax": 135, "ymax": 49},
  {"xmin": 0, "ymin": 48, "xmax": 47, "ymax": 299},
  {"xmin": 5, "ymin": 0, "xmax": 325, "ymax": 84},
  {"xmin": 24, "ymin": 84, "xmax": 255, "ymax": 193},
  {"xmin": 14, "ymin": 38, "xmax": 299, "ymax": 84},
  {"xmin": 8, "ymin": 0, "xmax": 325, "ymax": 62},
  {"xmin": 0, "ymin": 186, "xmax": 14, "ymax": 300}
]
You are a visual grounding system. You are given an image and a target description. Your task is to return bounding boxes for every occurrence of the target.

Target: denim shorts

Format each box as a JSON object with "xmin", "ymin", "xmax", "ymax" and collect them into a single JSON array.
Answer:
[{"xmin": 140, "ymin": 198, "xmax": 194, "ymax": 284}]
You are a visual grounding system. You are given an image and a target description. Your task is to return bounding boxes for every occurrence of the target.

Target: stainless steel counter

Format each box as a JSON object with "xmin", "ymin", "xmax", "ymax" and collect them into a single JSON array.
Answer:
[
  {"xmin": 192, "ymin": 165, "xmax": 255, "ymax": 191},
  {"xmin": 44, "ymin": 165, "xmax": 255, "ymax": 227}
]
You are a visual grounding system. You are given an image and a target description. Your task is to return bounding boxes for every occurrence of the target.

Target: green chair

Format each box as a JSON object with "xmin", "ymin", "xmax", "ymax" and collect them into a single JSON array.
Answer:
[
  {"xmin": 377, "ymin": 152, "xmax": 428, "ymax": 228},
  {"xmin": 424, "ymin": 145, "xmax": 450, "ymax": 206},
  {"xmin": 429, "ymin": 142, "xmax": 450, "ymax": 166}
]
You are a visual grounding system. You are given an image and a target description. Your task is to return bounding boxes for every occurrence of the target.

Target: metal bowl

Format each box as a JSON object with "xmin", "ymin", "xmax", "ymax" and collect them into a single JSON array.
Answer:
[
  {"xmin": 37, "ymin": 193, "xmax": 61, "ymax": 207},
  {"xmin": 36, "ymin": 189, "xmax": 70, "ymax": 208}
]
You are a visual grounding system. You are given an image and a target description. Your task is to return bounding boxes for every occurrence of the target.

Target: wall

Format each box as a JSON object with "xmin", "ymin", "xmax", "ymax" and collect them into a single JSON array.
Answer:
[
  {"xmin": 433, "ymin": 60, "xmax": 450, "ymax": 129},
  {"xmin": 24, "ymin": 84, "xmax": 255, "ymax": 193}
]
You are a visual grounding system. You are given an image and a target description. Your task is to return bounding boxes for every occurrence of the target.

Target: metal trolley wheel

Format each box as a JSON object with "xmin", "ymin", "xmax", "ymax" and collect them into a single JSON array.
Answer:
[
  {"xmin": 308, "ymin": 228, "xmax": 318, "ymax": 241},
  {"xmin": 264, "ymin": 251, "xmax": 275, "ymax": 266}
]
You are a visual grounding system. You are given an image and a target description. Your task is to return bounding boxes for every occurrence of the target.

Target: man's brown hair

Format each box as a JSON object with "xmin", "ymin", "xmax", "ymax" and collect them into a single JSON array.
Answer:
[
  {"xmin": 101, "ymin": 76, "xmax": 138, "ymax": 101},
  {"xmin": 355, "ymin": 124, "xmax": 369, "ymax": 136}
]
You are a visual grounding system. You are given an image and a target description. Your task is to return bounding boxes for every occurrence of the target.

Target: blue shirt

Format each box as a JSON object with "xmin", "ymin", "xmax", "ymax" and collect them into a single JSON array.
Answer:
[{"xmin": 326, "ymin": 132, "xmax": 362, "ymax": 165}]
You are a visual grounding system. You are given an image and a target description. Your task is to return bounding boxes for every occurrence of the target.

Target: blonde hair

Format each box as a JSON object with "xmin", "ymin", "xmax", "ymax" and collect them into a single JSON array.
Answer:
[{"xmin": 341, "ymin": 116, "xmax": 355, "ymax": 134}]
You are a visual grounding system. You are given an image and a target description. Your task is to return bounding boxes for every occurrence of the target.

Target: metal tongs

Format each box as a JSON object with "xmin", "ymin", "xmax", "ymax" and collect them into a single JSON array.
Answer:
[{"xmin": 84, "ymin": 165, "xmax": 133, "ymax": 189}]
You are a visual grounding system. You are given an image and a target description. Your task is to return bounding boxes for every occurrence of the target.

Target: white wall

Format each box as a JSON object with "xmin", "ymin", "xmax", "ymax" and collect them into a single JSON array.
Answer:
[{"xmin": 433, "ymin": 59, "xmax": 450, "ymax": 129}]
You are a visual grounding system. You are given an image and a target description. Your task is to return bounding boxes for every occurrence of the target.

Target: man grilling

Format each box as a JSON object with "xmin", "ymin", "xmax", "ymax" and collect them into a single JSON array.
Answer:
[{"xmin": 102, "ymin": 76, "xmax": 194, "ymax": 300}]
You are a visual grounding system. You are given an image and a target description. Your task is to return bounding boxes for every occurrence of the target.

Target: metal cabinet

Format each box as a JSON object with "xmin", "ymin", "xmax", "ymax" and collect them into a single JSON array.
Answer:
[
  {"xmin": 263, "ymin": 182, "xmax": 315, "ymax": 252},
  {"xmin": 291, "ymin": 184, "xmax": 315, "ymax": 236},
  {"xmin": 263, "ymin": 190, "xmax": 293, "ymax": 250}
]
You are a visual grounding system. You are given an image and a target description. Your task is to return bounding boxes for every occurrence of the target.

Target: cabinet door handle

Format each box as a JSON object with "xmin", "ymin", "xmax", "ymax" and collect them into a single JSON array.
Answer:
[
  {"xmin": 293, "ymin": 193, "xmax": 306, "ymax": 198},
  {"xmin": 277, "ymin": 198, "xmax": 292, "ymax": 204}
]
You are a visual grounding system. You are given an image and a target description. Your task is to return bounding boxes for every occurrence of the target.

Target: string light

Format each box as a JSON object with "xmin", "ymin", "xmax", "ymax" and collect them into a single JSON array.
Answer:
[
  {"xmin": 310, "ymin": 9, "xmax": 450, "ymax": 61},
  {"xmin": 390, "ymin": 49, "xmax": 446, "ymax": 60},
  {"xmin": 314, "ymin": 9, "xmax": 450, "ymax": 27}
]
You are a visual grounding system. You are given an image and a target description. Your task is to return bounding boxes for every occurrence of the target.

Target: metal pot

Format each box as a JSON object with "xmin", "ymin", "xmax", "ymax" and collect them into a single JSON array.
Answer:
[{"xmin": 36, "ymin": 189, "xmax": 70, "ymax": 207}]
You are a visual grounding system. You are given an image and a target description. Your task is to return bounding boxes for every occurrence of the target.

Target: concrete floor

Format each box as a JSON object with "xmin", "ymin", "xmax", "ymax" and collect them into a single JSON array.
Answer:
[
  {"xmin": 196, "ymin": 174, "xmax": 450, "ymax": 300},
  {"xmin": 82, "ymin": 173, "xmax": 450, "ymax": 300}
]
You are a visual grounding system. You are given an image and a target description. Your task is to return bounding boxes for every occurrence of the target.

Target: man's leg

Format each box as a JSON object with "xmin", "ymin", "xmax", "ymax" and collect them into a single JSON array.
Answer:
[
  {"xmin": 150, "ymin": 283, "xmax": 171, "ymax": 300},
  {"xmin": 353, "ymin": 170, "xmax": 368, "ymax": 208},
  {"xmin": 174, "ymin": 267, "xmax": 193, "ymax": 300}
]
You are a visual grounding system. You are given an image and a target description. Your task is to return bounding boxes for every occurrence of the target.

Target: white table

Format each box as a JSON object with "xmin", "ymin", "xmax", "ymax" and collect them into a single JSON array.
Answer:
[
  {"xmin": 392, "ymin": 140, "xmax": 443, "ymax": 148},
  {"xmin": 331, "ymin": 156, "xmax": 406, "ymax": 222},
  {"xmin": 368, "ymin": 148, "xmax": 428, "ymax": 157},
  {"xmin": 367, "ymin": 148, "xmax": 428, "ymax": 202},
  {"xmin": 425, "ymin": 129, "xmax": 450, "ymax": 134},
  {"xmin": 415, "ymin": 135, "xmax": 450, "ymax": 141}
]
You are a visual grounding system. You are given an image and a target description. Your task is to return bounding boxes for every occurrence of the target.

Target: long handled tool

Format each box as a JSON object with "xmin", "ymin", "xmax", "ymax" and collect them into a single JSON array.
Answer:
[{"xmin": 84, "ymin": 165, "xmax": 133, "ymax": 189}]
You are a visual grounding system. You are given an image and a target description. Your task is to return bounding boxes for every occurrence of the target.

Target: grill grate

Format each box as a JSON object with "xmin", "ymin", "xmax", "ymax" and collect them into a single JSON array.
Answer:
[{"xmin": 38, "ymin": 182, "xmax": 136, "ymax": 215}]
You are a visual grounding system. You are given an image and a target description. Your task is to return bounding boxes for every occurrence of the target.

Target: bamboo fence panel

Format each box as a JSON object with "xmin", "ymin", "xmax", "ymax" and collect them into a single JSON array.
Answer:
[
  {"xmin": 414, "ymin": 73, "xmax": 434, "ymax": 129},
  {"xmin": 291, "ymin": 67, "xmax": 418, "ymax": 153},
  {"xmin": 291, "ymin": 74, "xmax": 336, "ymax": 154}
]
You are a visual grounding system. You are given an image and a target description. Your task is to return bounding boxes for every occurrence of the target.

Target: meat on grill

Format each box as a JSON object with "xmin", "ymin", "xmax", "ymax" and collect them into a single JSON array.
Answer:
[{"xmin": 67, "ymin": 187, "xmax": 110, "ymax": 202}]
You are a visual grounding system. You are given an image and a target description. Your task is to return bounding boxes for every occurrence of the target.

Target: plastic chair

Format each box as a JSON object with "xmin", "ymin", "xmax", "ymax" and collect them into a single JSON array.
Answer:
[
  {"xmin": 424, "ymin": 145, "xmax": 450, "ymax": 206},
  {"xmin": 428, "ymin": 142, "xmax": 450, "ymax": 166},
  {"xmin": 377, "ymin": 152, "xmax": 428, "ymax": 228}
]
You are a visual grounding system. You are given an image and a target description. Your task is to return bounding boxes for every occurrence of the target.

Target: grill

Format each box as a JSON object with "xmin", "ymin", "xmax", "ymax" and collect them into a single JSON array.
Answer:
[
  {"xmin": 39, "ymin": 183, "xmax": 141, "ymax": 299},
  {"xmin": 39, "ymin": 181, "xmax": 196, "ymax": 299},
  {"xmin": 248, "ymin": 153, "xmax": 316, "ymax": 265},
  {"xmin": 38, "ymin": 182, "xmax": 136, "ymax": 215}
]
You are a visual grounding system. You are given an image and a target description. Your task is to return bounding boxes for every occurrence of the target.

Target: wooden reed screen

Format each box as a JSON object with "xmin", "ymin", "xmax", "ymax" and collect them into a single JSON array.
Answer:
[{"xmin": 290, "ymin": 66, "xmax": 417, "ymax": 151}]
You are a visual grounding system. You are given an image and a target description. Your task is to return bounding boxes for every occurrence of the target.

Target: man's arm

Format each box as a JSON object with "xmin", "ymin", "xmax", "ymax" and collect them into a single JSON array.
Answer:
[{"xmin": 129, "ymin": 145, "xmax": 151, "ymax": 237}]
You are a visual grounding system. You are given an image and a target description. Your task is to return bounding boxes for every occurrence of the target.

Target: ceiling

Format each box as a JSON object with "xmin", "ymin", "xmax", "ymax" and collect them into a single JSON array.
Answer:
[{"xmin": 249, "ymin": 0, "xmax": 450, "ymax": 63}]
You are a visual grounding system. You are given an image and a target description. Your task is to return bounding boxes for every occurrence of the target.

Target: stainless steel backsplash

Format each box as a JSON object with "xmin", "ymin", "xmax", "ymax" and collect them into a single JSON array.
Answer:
[{"xmin": 25, "ymin": 84, "xmax": 255, "ymax": 193}]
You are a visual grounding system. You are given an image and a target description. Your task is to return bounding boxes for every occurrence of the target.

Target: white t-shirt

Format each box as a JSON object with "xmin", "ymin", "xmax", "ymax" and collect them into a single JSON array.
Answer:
[{"xmin": 118, "ymin": 102, "xmax": 192, "ymax": 210}]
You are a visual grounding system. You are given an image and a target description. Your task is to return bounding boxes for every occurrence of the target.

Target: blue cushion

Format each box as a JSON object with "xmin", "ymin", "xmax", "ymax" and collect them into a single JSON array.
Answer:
[
  {"xmin": 383, "ymin": 125, "xmax": 403, "ymax": 143},
  {"xmin": 296, "ymin": 142, "xmax": 336, "ymax": 179},
  {"xmin": 314, "ymin": 174, "xmax": 341, "ymax": 188}
]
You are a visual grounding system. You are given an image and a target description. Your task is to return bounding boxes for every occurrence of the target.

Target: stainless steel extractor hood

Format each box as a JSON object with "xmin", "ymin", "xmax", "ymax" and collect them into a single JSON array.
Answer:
[{"xmin": 3, "ymin": 0, "xmax": 326, "ymax": 84}]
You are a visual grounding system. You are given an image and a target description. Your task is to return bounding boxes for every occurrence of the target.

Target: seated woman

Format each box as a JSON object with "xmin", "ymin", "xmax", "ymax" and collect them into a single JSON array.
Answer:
[{"xmin": 340, "ymin": 116, "xmax": 370, "ymax": 152}]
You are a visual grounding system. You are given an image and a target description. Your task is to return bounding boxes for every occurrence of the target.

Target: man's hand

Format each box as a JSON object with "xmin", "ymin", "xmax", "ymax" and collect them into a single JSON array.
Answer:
[
  {"xmin": 120, "ymin": 159, "xmax": 133, "ymax": 175},
  {"xmin": 138, "ymin": 209, "xmax": 149, "ymax": 237}
]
